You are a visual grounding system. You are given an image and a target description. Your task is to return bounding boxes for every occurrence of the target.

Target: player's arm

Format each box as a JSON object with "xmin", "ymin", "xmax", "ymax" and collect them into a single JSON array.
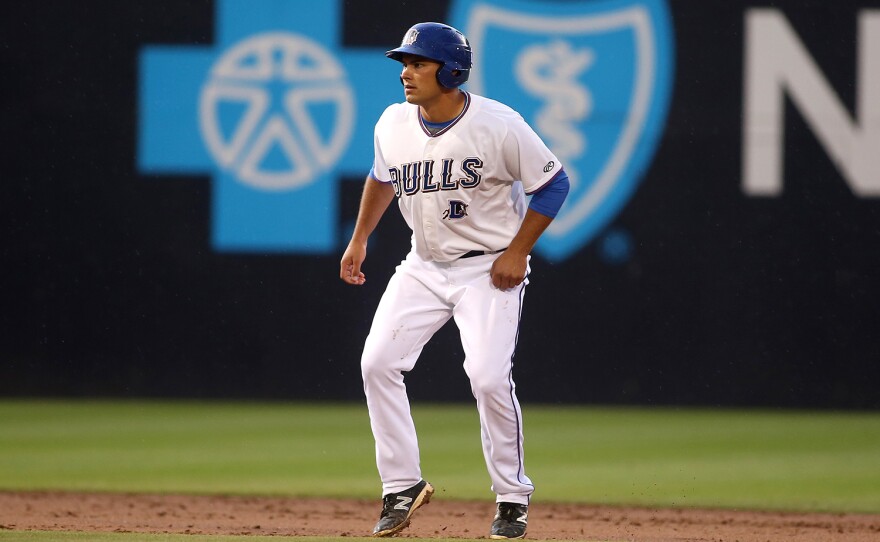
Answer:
[
  {"xmin": 490, "ymin": 170, "xmax": 570, "ymax": 289},
  {"xmin": 340, "ymin": 175, "xmax": 396, "ymax": 286}
]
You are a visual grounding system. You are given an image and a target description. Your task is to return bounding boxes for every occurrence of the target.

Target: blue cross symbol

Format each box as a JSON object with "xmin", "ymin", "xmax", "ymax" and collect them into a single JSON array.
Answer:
[{"xmin": 138, "ymin": 0, "xmax": 397, "ymax": 253}]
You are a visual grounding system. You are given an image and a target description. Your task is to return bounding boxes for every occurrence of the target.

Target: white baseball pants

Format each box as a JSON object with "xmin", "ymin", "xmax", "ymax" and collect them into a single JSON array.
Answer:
[{"xmin": 361, "ymin": 250, "xmax": 534, "ymax": 505}]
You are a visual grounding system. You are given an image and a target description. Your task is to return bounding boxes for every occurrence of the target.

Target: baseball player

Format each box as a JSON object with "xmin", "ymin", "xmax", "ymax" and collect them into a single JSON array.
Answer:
[{"xmin": 339, "ymin": 22, "xmax": 570, "ymax": 539}]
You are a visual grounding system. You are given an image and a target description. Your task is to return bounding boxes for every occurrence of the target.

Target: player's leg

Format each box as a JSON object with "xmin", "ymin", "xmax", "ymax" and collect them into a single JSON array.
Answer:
[
  {"xmin": 450, "ymin": 256, "xmax": 534, "ymax": 504},
  {"xmin": 361, "ymin": 255, "xmax": 452, "ymax": 496}
]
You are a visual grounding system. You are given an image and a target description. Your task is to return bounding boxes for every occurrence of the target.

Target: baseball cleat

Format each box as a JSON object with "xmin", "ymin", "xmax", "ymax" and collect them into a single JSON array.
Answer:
[
  {"xmin": 489, "ymin": 502, "xmax": 528, "ymax": 539},
  {"xmin": 371, "ymin": 480, "xmax": 434, "ymax": 537}
]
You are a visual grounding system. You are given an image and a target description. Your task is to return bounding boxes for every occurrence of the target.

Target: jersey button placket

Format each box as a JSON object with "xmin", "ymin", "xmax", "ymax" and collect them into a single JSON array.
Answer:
[
  {"xmin": 422, "ymin": 140, "xmax": 441, "ymax": 260},
  {"xmin": 424, "ymin": 206, "xmax": 437, "ymax": 259}
]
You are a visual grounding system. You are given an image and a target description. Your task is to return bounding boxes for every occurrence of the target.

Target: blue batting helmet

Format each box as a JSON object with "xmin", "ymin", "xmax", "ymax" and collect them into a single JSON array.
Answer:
[{"xmin": 386, "ymin": 22, "xmax": 472, "ymax": 88}]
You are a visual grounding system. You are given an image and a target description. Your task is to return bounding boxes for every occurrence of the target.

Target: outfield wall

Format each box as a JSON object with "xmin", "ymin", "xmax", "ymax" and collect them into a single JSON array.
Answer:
[{"xmin": 3, "ymin": 0, "xmax": 879, "ymax": 408}]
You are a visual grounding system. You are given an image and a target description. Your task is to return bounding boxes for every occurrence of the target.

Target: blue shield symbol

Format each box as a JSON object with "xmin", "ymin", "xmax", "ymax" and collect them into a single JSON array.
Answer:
[{"xmin": 450, "ymin": 0, "xmax": 675, "ymax": 261}]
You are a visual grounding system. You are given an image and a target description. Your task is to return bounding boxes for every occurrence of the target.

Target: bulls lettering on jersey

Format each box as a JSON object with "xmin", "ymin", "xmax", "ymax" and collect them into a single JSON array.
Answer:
[{"xmin": 388, "ymin": 158, "xmax": 483, "ymax": 196}]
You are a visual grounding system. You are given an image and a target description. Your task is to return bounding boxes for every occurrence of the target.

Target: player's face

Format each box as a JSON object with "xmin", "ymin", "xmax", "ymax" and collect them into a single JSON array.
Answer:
[{"xmin": 398, "ymin": 54, "xmax": 444, "ymax": 106}]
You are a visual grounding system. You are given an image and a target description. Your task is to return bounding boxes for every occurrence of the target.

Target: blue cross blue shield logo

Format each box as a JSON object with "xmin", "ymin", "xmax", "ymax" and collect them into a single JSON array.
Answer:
[
  {"xmin": 451, "ymin": 0, "xmax": 675, "ymax": 261},
  {"xmin": 137, "ymin": 0, "xmax": 394, "ymax": 253},
  {"xmin": 199, "ymin": 32, "xmax": 354, "ymax": 192}
]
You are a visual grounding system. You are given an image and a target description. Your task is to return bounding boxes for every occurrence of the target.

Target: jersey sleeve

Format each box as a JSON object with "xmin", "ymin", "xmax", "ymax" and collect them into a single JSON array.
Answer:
[
  {"xmin": 371, "ymin": 133, "xmax": 391, "ymax": 183},
  {"xmin": 502, "ymin": 115, "xmax": 562, "ymax": 194},
  {"xmin": 370, "ymin": 105, "xmax": 396, "ymax": 183}
]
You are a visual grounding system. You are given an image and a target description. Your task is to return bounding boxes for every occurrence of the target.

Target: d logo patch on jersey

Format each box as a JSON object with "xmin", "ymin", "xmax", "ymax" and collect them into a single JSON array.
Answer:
[
  {"xmin": 450, "ymin": 0, "xmax": 674, "ymax": 261},
  {"xmin": 443, "ymin": 200, "xmax": 469, "ymax": 220}
]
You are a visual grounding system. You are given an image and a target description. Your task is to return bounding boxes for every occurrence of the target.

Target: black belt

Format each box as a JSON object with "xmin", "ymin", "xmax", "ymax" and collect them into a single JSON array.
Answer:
[{"xmin": 460, "ymin": 248, "xmax": 507, "ymax": 259}]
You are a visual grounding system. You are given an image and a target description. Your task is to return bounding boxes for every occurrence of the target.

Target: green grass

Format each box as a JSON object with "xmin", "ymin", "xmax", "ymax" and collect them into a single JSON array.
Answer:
[
  {"xmin": 0, "ymin": 401, "xmax": 378, "ymax": 497},
  {"xmin": 0, "ymin": 400, "xmax": 879, "ymax": 514},
  {"xmin": 523, "ymin": 406, "xmax": 880, "ymax": 512}
]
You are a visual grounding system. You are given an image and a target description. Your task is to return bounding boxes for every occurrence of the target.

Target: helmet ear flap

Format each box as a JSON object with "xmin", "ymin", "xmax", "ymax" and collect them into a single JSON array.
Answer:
[{"xmin": 436, "ymin": 65, "xmax": 470, "ymax": 88}]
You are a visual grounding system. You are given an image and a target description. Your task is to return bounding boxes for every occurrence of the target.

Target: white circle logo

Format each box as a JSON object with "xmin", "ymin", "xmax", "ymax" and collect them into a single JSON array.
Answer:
[{"xmin": 199, "ymin": 32, "xmax": 354, "ymax": 191}]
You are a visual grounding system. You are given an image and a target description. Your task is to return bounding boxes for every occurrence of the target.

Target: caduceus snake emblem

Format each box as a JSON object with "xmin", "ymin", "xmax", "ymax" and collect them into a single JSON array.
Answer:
[{"xmin": 515, "ymin": 40, "xmax": 594, "ymax": 190}]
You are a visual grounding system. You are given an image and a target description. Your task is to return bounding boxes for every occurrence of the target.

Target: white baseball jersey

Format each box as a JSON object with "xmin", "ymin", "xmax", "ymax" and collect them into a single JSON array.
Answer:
[{"xmin": 371, "ymin": 92, "xmax": 562, "ymax": 262}]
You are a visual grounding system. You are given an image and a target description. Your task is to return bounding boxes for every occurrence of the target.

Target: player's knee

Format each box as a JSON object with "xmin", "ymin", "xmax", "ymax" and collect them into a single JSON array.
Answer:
[
  {"xmin": 360, "ymin": 346, "xmax": 406, "ymax": 382},
  {"xmin": 360, "ymin": 351, "xmax": 385, "ymax": 381},
  {"xmin": 466, "ymin": 366, "xmax": 510, "ymax": 399}
]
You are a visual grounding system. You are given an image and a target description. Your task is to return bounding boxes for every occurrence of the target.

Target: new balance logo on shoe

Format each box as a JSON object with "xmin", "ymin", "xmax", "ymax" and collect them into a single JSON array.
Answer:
[{"xmin": 372, "ymin": 480, "xmax": 434, "ymax": 537}]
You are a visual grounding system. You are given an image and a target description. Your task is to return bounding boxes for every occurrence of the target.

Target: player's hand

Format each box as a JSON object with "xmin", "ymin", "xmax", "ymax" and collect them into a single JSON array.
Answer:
[
  {"xmin": 489, "ymin": 250, "xmax": 528, "ymax": 290},
  {"xmin": 340, "ymin": 241, "xmax": 367, "ymax": 285}
]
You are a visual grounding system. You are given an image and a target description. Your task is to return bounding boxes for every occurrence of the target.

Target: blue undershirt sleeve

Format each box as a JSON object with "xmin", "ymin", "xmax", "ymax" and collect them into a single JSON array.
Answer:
[{"xmin": 528, "ymin": 169, "xmax": 570, "ymax": 218}]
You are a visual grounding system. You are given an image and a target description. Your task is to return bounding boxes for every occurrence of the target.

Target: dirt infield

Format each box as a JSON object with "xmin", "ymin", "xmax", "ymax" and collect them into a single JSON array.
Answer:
[{"xmin": 1, "ymin": 491, "xmax": 878, "ymax": 541}]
